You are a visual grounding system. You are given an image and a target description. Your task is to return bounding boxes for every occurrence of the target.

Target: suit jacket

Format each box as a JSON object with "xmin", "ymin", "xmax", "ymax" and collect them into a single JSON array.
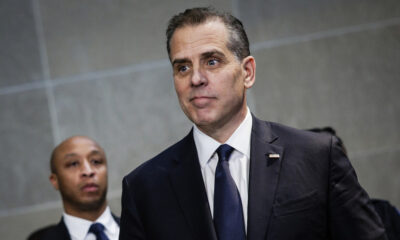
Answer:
[
  {"xmin": 27, "ymin": 214, "xmax": 120, "ymax": 240},
  {"xmin": 371, "ymin": 199, "xmax": 400, "ymax": 240},
  {"xmin": 119, "ymin": 116, "xmax": 387, "ymax": 240}
]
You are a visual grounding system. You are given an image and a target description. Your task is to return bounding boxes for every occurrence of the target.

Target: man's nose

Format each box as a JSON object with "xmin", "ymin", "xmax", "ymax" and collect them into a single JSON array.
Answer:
[
  {"xmin": 81, "ymin": 160, "xmax": 95, "ymax": 177},
  {"xmin": 191, "ymin": 67, "xmax": 207, "ymax": 87}
]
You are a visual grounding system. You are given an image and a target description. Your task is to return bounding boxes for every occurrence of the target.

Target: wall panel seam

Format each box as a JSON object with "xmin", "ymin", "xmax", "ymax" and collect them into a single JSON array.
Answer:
[
  {"xmin": 1, "ymin": 18, "xmax": 399, "ymax": 97},
  {"xmin": 32, "ymin": 0, "xmax": 61, "ymax": 145},
  {"xmin": 251, "ymin": 17, "xmax": 400, "ymax": 51}
]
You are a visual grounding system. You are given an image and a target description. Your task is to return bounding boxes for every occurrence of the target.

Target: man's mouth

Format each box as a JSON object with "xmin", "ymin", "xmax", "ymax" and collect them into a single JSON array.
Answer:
[
  {"xmin": 81, "ymin": 183, "xmax": 99, "ymax": 192},
  {"xmin": 190, "ymin": 96, "xmax": 215, "ymax": 107}
]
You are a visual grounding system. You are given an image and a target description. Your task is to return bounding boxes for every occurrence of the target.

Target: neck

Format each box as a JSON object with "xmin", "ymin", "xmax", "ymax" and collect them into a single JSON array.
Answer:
[
  {"xmin": 198, "ymin": 105, "xmax": 248, "ymax": 143},
  {"xmin": 64, "ymin": 202, "xmax": 107, "ymax": 222}
]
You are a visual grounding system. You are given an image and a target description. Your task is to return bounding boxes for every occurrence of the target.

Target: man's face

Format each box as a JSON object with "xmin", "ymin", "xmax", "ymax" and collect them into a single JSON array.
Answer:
[
  {"xmin": 170, "ymin": 20, "xmax": 254, "ymax": 134},
  {"xmin": 50, "ymin": 137, "xmax": 108, "ymax": 212}
]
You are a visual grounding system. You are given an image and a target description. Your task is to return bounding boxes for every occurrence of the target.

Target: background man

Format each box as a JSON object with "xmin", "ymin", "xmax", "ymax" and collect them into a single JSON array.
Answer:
[
  {"xmin": 28, "ymin": 136, "xmax": 120, "ymax": 240},
  {"xmin": 119, "ymin": 7, "xmax": 387, "ymax": 240}
]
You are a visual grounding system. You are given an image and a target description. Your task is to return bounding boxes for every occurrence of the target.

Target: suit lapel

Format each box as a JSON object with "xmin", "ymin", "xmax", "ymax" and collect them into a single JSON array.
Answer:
[
  {"xmin": 247, "ymin": 117, "xmax": 283, "ymax": 240},
  {"xmin": 168, "ymin": 130, "xmax": 217, "ymax": 240},
  {"xmin": 112, "ymin": 213, "xmax": 120, "ymax": 226},
  {"xmin": 50, "ymin": 218, "xmax": 71, "ymax": 240}
]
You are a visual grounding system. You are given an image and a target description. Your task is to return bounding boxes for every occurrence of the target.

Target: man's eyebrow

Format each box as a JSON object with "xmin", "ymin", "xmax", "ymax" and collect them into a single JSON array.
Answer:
[
  {"xmin": 172, "ymin": 51, "xmax": 226, "ymax": 66},
  {"xmin": 63, "ymin": 150, "xmax": 103, "ymax": 159},
  {"xmin": 88, "ymin": 150, "xmax": 103, "ymax": 156},
  {"xmin": 172, "ymin": 58, "xmax": 190, "ymax": 66},
  {"xmin": 64, "ymin": 153, "xmax": 78, "ymax": 159},
  {"xmin": 201, "ymin": 50, "xmax": 225, "ymax": 59}
]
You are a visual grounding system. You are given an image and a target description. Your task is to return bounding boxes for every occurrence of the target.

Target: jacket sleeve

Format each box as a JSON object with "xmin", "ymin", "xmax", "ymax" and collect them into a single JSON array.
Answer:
[
  {"xmin": 328, "ymin": 136, "xmax": 388, "ymax": 240},
  {"xmin": 119, "ymin": 176, "xmax": 146, "ymax": 240}
]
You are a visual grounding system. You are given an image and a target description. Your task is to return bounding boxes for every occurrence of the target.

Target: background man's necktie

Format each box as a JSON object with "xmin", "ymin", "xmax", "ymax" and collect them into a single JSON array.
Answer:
[
  {"xmin": 214, "ymin": 144, "xmax": 246, "ymax": 240},
  {"xmin": 88, "ymin": 222, "xmax": 109, "ymax": 240}
]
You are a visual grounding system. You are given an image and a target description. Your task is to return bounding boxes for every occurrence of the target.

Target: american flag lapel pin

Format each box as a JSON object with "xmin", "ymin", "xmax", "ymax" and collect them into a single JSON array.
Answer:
[{"xmin": 268, "ymin": 153, "xmax": 280, "ymax": 159}]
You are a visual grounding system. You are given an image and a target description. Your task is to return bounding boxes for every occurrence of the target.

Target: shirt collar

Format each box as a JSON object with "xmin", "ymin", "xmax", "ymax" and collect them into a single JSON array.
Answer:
[
  {"xmin": 63, "ymin": 206, "xmax": 117, "ymax": 239},
  {"xmin": 193, "ymin": 107, "xmax": 253, "ymax": 168},
  {"xmin": 225, "ymin": 108, "xmax": 252, "ymax": 159}
]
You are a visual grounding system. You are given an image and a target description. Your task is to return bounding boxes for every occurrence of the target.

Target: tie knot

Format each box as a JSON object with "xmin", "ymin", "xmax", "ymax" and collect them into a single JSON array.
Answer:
[
  {"xmin": 89, "ymin": 222, "xmax": 105, "ymax": 234},
  {"xmin": 216, "ymin": 144, "xmax": 234, "ymax": 162}
]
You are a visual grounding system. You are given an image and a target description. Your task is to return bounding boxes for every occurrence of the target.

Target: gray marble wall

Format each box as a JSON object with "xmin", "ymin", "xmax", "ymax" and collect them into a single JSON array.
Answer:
[{"xmin": 1, "ymin": 0, "xmax": 399, "ymax": 239}]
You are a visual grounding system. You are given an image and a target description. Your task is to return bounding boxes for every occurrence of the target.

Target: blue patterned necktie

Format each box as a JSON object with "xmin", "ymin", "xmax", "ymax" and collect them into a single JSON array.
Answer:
[
  {"xmin": 214, "ymin": 144, "xmax": 246, "ymax": 240},
  {"xmin": 88, "ymin": 222, "xmax": 109, "ymax": 240}
]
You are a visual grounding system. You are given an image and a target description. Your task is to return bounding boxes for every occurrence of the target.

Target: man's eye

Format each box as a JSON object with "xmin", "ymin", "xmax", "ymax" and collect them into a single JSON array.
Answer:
[
  {"xmin": 67, "ymin": 161, "xmax": 79, "ymax": 167},
  {"xmin": 207, "ymin": 59, "xmax": 218, "ymax": 66},
  {"xmin": 91, "ymin": 159, "xmax": 103, "ymax": 165},
  {"xmin": 178, "ymin": 65, "xmax": 189, "ymax": 72}
]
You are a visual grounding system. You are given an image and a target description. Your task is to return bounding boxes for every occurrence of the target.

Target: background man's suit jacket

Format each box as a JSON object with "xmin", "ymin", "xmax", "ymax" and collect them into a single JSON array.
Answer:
[
  {"xmin": 27, "ymin": 214, "xmax": 120, "ymax": 240},
  {"xmin": 119, "ymin": 116, "xmax": 387, "ymax": 240}
]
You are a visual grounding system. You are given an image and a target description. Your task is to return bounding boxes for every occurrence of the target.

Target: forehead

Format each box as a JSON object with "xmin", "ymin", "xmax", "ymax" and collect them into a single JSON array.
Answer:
[
  {"xmin": 170, "ymin": 20, "xmax": 231, "ymax": 60},
  {"xmin": 55, "ymin": 137, "xmax": 104, "ymax": 162}
]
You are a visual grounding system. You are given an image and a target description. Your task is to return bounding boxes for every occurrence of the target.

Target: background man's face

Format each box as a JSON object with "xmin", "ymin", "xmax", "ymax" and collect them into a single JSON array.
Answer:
[
  {"xmin": 170, "ymin": 20, "xmax": 248, "ymax": 132},
  {"xmin": 50, "ymin": 137, "xmax": 108, "ymax": 211}
]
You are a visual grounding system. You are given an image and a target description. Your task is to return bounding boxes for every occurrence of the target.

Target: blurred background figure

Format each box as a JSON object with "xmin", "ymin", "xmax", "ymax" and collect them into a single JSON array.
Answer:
[
  {"xmin": 27, "ymin": 136, "xmax": 120, "ymax": 240},
  {"xmin": 372, "ymin": 199, "xmax": 400, "ymax": 240}
]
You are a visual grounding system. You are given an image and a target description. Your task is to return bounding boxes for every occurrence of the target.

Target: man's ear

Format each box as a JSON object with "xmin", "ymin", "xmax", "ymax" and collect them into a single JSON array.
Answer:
[
  {"xmin": 49, "ymin": 173, "xmax": 59, "ymax": 191},
  {"xmin": 242, "ymin": 56, "xmax": 256, "ymax": 89}
]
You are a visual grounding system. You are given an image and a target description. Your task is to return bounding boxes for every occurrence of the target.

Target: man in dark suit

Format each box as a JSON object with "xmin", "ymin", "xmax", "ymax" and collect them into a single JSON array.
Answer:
[
  {"xmin": 28, "ymin": 136, "xmax": 120, "ymax": 240},
  {"xmin": 119, "ymin": 7, "xmax": 387, "ymax": 240}
]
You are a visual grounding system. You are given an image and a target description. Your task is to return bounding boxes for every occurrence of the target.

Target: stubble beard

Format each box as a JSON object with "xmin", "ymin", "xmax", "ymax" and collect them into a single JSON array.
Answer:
[
  {"xmin": 61, "ymin": 186, "xmax": 107, "ymax": 212},
  {"xmin": 189, "ymin": 68, "xmax": 246, "ymax": 134}
]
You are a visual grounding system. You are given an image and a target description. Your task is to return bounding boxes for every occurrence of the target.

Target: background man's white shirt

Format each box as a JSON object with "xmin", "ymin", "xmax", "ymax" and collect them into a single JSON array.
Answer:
[{"xmin": 63, "ymin": 206, "xmax": 119, "ymax": 240}]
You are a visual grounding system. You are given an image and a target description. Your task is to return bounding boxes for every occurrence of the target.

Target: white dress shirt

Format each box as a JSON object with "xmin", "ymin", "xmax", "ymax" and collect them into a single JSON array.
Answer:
[
  {"xmin": 193, "ymin": 107, "xmax": 252, "ymax": 232},
  {"xmin": 63, "ymin": 206, "xmax": 120, "ymax": 240}
]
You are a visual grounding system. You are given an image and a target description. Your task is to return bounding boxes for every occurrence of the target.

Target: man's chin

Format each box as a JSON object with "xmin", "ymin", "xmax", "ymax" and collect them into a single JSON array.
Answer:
[
  {"xmin": 190, "ymin": 113, "xmax": 217, "ymax": 126},
  {"xmin": 63, "ymin": 192, "xmax": 106, "ymax": 212},
  {"xmin": 76, "ymin": 197, "xmax": 105, "ymax": 211}
]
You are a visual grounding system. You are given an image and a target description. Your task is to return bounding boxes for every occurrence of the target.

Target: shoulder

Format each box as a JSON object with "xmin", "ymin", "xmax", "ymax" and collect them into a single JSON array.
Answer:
[
  {"xmin": 258, "ymin": 118, "xmax": 332, "ymax": 149},
  {"xmin": 27, "ymin": 225, "xmax": 56, "ymax": 240},
  {"xmin": 123, "ymin": 130, "xmax": 193, "ymax": 184},
  {"xmin": 272, "ymin": 121, "xmax": 330, "ymax": 143},
  {"xmin": 27, "ymin": 220, "xmax": 69, "ymax": 240},
  {"xmin": 252, "ymin": 117, "xmax": 343, "ymax": 160},
  {"xmin": 259, "ymin": 119, "xmax": 348, "ymax": 169}
]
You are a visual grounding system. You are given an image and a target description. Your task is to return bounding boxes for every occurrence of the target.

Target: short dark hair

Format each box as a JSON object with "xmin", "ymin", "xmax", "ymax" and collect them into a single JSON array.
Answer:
[{"xmin": 166, "ymin": 7, "xmax": 250, "ymax": 61}]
